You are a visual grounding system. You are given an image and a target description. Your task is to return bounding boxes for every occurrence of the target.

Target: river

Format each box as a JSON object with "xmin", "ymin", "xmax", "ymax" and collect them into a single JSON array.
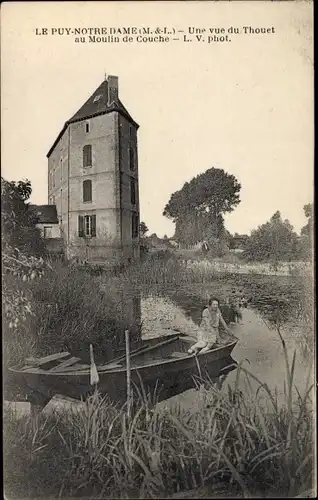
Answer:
[
  {"xmin": 141, "ymin": 295, "xmax": 312, "ymax": 411},
  {"xmin": 5, "ymin": 292, "xmax": 313, "ymax": 416}
]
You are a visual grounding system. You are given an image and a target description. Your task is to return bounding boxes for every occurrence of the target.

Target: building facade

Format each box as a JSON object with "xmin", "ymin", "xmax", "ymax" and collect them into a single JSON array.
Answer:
[
  {"xmin": 47, "ymin": 75, "xmax": 140, "ymax": 263},
  {"xmin": 29, "ymin": 204, "xmax": 64, "ymax": 257}
]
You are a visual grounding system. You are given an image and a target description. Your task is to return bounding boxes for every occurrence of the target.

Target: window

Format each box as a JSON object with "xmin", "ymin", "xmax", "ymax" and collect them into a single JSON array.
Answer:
[
  {"xmin": 130, "ymin": 177, "xmax": 136, "ymax": 205},
  {"xmin": 85, "ymin": 122, "xmax": 90, "ymax": 133},
  {"xmin": 93, "ymin": 94, "xmax": 102, "ymax": 103},
  {"xmin": 131, "ymin": 212, "xmax": 139, "ymax": 239},
  {"xmin": 83, "ymin": 145, "xmax": 92, "ymax": 167},
  {"xmin": 129, "ymin": 146, "xmax": 135, "ymax": 171},
  {"xmin": 43, "ymin": 227, "xmax": 52, "ymax": 239},
  {"xmin": 83, "ymin": 179, "xmax": 92, "ymax": 202},
  {"xmin": 49, "ymin": 171, "xmax": 55, "ymax": 189},
  {"xmin": 129, "ymin": 124, "xmax": 133, "ymax": 138},
  {"xmin": 78, "ymin": 214, "xmax": 96, "ymax": 238}
]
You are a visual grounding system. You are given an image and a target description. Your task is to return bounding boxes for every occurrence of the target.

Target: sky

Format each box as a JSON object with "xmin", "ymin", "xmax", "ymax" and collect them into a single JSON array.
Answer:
[{"xmin": 1, "ymin": 1, "xmax": 314, "ymax": 238}]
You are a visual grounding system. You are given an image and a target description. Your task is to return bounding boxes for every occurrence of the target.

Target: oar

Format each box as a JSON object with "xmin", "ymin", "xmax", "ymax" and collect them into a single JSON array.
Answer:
[{"xmin": 89, "ymin": 344, "xmax": 99, "ymax": 386}]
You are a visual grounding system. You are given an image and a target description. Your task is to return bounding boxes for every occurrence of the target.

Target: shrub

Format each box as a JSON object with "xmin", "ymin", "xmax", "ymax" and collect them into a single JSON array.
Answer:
[
  {"xmin": 26, "ymin": 263, "xmax": 131, "ymax": 359},
  {"xmin": 3, "ymin": 262, "xmax": 136, "ymax": 379}
]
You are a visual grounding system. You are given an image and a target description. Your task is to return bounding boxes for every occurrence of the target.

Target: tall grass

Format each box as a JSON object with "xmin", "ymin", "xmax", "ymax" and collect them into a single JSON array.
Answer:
[
  {"xmin": 4, "ymin": 330, "xmax": 315, "ymax": 500},
  {"xmin": 4, "ymin": 253, "xmax": 312, "ymax": 400},
  {"xmin": 4, "ymin": 262, "xmax": 134, "ymax": 365}
]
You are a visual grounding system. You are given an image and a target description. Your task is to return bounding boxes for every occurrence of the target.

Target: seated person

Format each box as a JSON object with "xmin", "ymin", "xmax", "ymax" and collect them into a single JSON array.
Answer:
[{"xmin": 188, "ymin": 297, "xmax": 231, "ymax": 355}]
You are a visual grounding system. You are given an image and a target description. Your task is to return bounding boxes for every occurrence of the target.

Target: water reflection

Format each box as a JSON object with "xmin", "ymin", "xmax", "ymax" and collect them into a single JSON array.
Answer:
[
  {"xmin": 131, "ymin": 355, "xmax": 238, "ymax": 404},
  {"xmin": 105, "ymin": 288, "xmax": 309, "ymax": 404}
]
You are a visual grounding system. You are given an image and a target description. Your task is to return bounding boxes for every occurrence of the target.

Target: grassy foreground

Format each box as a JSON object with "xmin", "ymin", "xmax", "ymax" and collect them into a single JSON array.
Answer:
[
  {"xmin": 4, "ymin": 342, "xmax": 315, "ymax": 500},
  {"xmin": 3, "ymin": 254, "xmax": 315, "ymax": 498}
]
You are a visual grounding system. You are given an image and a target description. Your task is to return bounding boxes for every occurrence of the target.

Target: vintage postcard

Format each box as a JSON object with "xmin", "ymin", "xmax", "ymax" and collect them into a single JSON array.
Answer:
[{"xmin": 2, "ymin": 1, "xmax": 315, "ymax": 499}]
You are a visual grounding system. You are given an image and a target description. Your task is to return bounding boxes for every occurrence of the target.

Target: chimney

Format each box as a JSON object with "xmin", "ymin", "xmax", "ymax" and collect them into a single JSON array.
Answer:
[{"xmin": 107, "ymin": 75, "xmax": 118, "ymax": 105}]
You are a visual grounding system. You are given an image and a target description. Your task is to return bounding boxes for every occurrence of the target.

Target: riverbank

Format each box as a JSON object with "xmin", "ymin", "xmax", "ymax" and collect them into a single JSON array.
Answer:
[
  {"xmin": 4, "ymin": 306, "xmax": 315, "ymax": 499},
  {"xmin": 4, "ymin": 338, "xmax": 314, "ymax": 500},
  {"xmin": 180, "ymin": 258, "xmax": 312, "ymax": 277},
  {"xmin": 3, "ymin": 256, "xmax": 314, "ymax": 499}
]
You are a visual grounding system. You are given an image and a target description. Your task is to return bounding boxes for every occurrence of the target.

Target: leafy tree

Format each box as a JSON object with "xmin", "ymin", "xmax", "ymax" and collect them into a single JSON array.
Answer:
[
  {"xmin": 2, "ymin": 177, "xmax": 48, "ymax": 337},
  {"xmin": 300, "ymin": 203, "xmax": 313, "ymax": 238},
  {"xmin": 1, "ymin": 177, "xmax": 45, "ymax": 256},
  {"xmin": 163, "ymin": 167, "xmax": 241, "ymax": 244},
  {"xmin": 299, "ymin": 203, "xmax": 313, "ymax": 260},
  {"xmin": 243, "ymin": 211, "xmax": 299, "ymax": 262},
  {"xmin": 139, "ymin": 221, "xmax": 149, "ymax": 237}
]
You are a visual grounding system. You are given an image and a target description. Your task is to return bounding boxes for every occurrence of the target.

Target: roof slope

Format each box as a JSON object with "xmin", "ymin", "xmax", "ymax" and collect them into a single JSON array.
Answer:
[
  {"xmin": 47, "ymin": 79, "xmax": 138, "ymax": 157},
  {"xmin": 29, "ymin": 205, "xmax": 59, "ymax": 224}
]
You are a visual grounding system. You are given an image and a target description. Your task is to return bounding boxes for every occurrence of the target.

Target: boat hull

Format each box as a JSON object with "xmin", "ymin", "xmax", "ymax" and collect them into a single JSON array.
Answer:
[{"xmin": 9, "ymin": 339, "xmax": 238, "ymax": 406}]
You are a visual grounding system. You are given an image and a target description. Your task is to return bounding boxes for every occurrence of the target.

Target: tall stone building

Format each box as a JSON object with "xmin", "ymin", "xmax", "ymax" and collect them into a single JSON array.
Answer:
[{"xmin": 47, "ymin": 75, "xmax": 140, "ymax": 263}]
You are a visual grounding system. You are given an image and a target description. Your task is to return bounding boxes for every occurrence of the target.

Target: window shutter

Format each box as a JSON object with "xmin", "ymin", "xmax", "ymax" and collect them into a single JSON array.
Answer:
[
  {"xmin": 129, "ymin": 147, "xmax": 135, "ymax": 171},
  {"xmin": 130, "ymin": 178, "xmax": 136, "ymax": 205},
  {"xmin": 91, "ymin": 215, "xmax": 96, "ymax": 237},
  {"xmin": 83, "ymin": 180, "xmax": 92, "ymax": 202},
  {"xmin": 83, "ymin": 145, "xmax": 92, "ymax": 167},
  {"xmin": 135, "ymin": 214, "xmax": 139, "ymax": 238},
  {"xmin": 78, "ymin": 215, "xmax": 84, "ymax": 237},
  {"xmin": 131, "ymin": 212, "xmax": 139, "ymax": 239}
]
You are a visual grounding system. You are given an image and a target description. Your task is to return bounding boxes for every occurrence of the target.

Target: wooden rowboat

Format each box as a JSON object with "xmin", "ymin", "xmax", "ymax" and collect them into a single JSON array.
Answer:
[{"xmin": 9, "ymin": 333, "xmax": 238, "ymax": 410}]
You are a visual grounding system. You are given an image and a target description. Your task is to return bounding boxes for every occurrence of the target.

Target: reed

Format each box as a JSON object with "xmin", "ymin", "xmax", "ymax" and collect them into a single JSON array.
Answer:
[{"xmin": 4, "ymin": 331, "xmax": 314, "ymax": 500}]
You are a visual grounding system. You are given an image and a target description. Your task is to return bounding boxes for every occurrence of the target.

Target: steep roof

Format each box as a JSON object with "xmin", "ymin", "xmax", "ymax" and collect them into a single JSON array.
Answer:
[
  {"xmin": 47, "ymin": 79, "xmax": 139, "ymax": 158},
  {"xmin": 29, "ymin": 204, "xmax": 59, "ymax": 224}
]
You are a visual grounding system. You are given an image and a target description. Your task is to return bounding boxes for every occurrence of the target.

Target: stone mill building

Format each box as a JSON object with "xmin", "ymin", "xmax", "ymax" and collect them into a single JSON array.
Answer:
[{"xmin": 47, "ymin": 75, "xmax": 140, "ymax": 264}]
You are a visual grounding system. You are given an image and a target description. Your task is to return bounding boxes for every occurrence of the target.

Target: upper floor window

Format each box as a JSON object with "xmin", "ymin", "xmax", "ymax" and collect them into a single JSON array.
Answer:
[
  {"xmin": 130, "ymin": 177, "xmax": 136, "ymax": 205},
  {"xmin": 83, "ymin": 145, "xmax": 92, "ymax": 167},
  {"xmin": 85, "ymin": 122, "xmax": 90, "ymax": 133},
  {"xmin": 83, "ymin": 179, "xmax": 92, "ymax": 203},
  {"xmin": 131, "ymin": 212, "xmax": 139, "ymax": 239},
  {"xmin": 129, "ymin": 146, "xmax": 135, "ymax": 171},
  {"xmin": 50, "ymin": 170, "xmax": 55, "ymax": 189}
]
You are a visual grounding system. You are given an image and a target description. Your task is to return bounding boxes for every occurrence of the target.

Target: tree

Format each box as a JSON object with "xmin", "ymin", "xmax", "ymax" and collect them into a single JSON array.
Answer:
[
  {"xmin": 299, "ymin": 203, "xmax": 313, "ymax": 261},
  {"xmin": 1, "ymin": 177, "xmax": 44, "ymax": 256},
  {"xmin": 243, "ymin": 211, "xmax": 299, "ymax": 262},
  {"xmin": 163, "ymin": 167, "xmax": 241, "ymax": 244},
  {"xmin": 300, "ymin": 203, "xmax": 313, "ymax": 238},
  {"xmin": 2, "ymin": 177, "xmax": 48, "ymax": 334},
  {"xmin": 139, "ymin": 221, "xmax": 149, "ymax": 237}
]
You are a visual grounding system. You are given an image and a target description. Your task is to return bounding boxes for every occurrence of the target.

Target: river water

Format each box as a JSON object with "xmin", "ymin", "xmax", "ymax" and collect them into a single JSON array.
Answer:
[
  {"xmin": 5, "ymin": 292, "xmax": 313, "ymax": 416},
  {"xmin": 140, "ymin": 294, "xmax": 313, "ymax": 411},
  {"xmin": 166, "ymin": 307, "xmax": 312, "ymax": 411}
]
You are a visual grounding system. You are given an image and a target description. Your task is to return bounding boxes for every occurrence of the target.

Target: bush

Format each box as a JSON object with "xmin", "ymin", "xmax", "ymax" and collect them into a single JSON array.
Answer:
[
  {"xmin": 3, "ymin": 262, "xmax": 136, "ymax": 377},
  {"xmin": 243, "ymin": 211, "xmax": 300, "ymax": 262},
  {"xmin": 27, "ymin": 263, "xmax": 132, "ymax": 359},
  {"xmin": 205, "ymin": 237, "xmax": 230, "ymax": 258}
]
